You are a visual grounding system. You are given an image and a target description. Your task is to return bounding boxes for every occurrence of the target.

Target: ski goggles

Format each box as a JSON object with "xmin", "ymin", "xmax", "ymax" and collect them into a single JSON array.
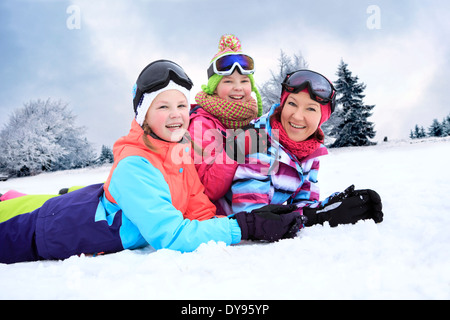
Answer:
[
  {"xmin": 281, "ymin": 70, "xmax": 336, "ymax": 112},
  {"xmin": 207, "ymin": 53, "xmax": 255, "ymax": 78},
  {"xmin": 133, "ymin": 60, "xmax": 193, "ymax": 111}
]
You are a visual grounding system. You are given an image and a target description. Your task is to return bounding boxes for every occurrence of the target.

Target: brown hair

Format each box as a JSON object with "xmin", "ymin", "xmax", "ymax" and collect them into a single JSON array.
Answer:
[{"xmin": 141, "ymin": 122, "xmax": 158, "ymax": 152}]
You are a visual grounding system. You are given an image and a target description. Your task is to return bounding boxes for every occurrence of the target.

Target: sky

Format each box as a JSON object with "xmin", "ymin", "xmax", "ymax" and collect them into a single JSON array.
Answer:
[{"xmin": 1, "ymin": 0, "xmax": 449, "ymax": 151}]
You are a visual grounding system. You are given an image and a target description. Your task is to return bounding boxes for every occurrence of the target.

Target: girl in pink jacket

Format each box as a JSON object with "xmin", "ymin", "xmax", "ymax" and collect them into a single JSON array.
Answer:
[{"xmin": 188, "ymin": 35, "xmax": 262, "ymax": 208}]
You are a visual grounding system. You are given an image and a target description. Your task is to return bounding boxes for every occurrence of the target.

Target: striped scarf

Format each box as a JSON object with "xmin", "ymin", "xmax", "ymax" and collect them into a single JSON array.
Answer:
[{"xmin": 195, "ymin": 91, "xmax": 258, "ymax": 130}]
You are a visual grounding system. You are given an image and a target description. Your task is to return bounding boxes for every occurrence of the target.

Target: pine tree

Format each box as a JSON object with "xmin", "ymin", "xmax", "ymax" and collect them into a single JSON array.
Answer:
[
  {"xmin": 413, "ymin": 125, "xmax": 421, "ymax": 139},
  {"xmin": 410, "ymin": 124, "xmax": 427, "ymax": 139},
  {"xmin": 428, "ymin": 119, "xmax": 444, "ymax": 137},
  {"xmin": 419, "ymin": 126, "xmax": 426, "ymax": 138},
  {"xmin": 330, "ymin": 60, "xmax": 376, "ymax": 148},
  {"xmin": 442, "ymin": 114, "xmax": 450, "ymax": 136},
  {"xmin": 98, "ymin": 145, "xmax": 114, "ymax": 164}
]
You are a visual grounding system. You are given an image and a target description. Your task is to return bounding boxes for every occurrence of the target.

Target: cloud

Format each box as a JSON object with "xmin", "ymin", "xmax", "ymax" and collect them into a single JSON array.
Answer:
[
  {"xmin": 1, "ymin": 0, "xmax": 449, "ymax": 150},
  {"xmin": 243, "ymin": 1, "xmax": 450, "ymax": 140}
]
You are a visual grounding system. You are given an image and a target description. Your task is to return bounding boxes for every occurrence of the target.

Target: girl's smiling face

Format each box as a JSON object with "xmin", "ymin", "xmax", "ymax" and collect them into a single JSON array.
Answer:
[
  {"xmin": 145, "ymin": 89, "xmax": 190, "ymax": 142},
  {"xmin": 280, "ymin": 91, "xmax": 322, "ymax": 142},
  {"xmin": 215, "ymin": 70, "xmax": 252, "ymax": 103}
]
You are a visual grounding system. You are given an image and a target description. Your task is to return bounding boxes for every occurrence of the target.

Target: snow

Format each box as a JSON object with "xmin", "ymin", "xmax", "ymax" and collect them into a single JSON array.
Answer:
[{"xmin": 1, "ymin": 138, "xmax": 449, "ymax": 300}]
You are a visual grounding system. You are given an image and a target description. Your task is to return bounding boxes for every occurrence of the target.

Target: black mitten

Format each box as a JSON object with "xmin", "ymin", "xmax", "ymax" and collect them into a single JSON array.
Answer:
[
  {"xmin": 233, "ymin": 204, "xmax": 306, "ymax": 241},
  {"xmin": 302, "ymin": 185, "xmax": 383, "ymax": 227}
]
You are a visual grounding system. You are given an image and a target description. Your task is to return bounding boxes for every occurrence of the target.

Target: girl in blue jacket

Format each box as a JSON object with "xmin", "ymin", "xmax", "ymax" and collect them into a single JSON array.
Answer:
[{"xmin": 0, "ymin": 60, "xmax": 302, "ymax": 264}]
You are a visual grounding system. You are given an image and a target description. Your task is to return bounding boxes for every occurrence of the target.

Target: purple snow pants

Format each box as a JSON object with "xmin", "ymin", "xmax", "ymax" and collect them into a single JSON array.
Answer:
[
  {"xmin": 0, "ymin": 184, "xmax": 123, "ymax": 264},
  {"xmin": 0, "ymin": 209, "xmax": 40, "ymax": 264}
]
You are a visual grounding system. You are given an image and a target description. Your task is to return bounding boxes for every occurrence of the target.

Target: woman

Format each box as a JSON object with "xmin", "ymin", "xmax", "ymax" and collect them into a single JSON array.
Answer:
[{"xmin": 218, "ymin": 69, "xmax": 384, "ymax": 227}]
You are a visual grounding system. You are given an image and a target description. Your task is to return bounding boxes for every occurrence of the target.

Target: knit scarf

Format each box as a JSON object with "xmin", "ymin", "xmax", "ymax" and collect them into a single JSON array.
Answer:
[
  {"xmin": 270, "ymin": 117, "xmax": 323, "ymax": 161},
  {"xmin": 195, "ymin": 91, "xmax": 259, "ymax": 129}
]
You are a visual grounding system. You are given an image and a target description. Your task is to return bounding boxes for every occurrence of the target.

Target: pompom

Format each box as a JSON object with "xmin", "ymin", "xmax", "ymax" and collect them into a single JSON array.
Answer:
[{"xmin": 218, "ymin": 34, "xmax": 241, "ymax": 52}]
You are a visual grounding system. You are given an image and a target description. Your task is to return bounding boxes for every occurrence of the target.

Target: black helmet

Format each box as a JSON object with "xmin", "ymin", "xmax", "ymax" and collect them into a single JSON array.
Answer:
[{"xmin": 133, "ymin": 60, "xmax": 193, "ymax": 112}]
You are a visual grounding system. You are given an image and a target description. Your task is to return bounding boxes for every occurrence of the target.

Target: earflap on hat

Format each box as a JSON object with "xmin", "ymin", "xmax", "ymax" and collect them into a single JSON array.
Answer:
[
  {"xmin": 201, "ymin": 74, "xmax": 222, "ymax": 95},
  {"xmin": 249, "ymin": 74, "xmax": 263, "ymax": 117}
]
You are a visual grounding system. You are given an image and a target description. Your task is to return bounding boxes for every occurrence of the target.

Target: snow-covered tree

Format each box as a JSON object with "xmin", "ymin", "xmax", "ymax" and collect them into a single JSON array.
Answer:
[
  {"xmin": 428, "ymin": 118, "xmax": 444, "ymax": 137},
  {"xmin": 441, "ymin": 114, "xmax": 450, "ymax": 136},
  {"xmin": 321, "ymin": 109, "xmax": 343, "ymax": 146},
  {"xmin": 410, "ymin": 124, "xmax": 427, "ymax": 139},
  {"xmin": 0, "ymin": 99, "xmax": 96, "ymax": 176},
  {"xmin": 258, "ymin": 50, "xmax": 309, "ymax": 113},
  {"xmin": 329, "ymin": 60, "xmax": 376, "ymax": 148},
  {"xmin": 419, "ymin": 126, "xmax": 427, "ymax": 138},
  {"xmin": 98, "ymin": 145, "xmax": 114, "ymax": 164}
]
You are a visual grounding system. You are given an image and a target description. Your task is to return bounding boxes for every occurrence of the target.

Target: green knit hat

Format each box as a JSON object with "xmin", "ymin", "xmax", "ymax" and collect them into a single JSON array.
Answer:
[{"xmin": 202, "ymin": 35, "xmax": 263, "ymax": 116}]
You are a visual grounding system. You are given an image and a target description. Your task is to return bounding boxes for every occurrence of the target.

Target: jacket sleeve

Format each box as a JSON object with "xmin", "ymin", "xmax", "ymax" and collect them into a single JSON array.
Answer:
[
  {"xmin": 230, "ymin": 153, "xmax": 324, "ymax": 214},
  {"xmin": 290, "ymin": 157, "xmax": 322, "ymax": 211},
  {"xmin": 189, "ymin": 115, "xmax": 238, "ymax": 201},
  {"xmin": 107, "ymin": 156, "xmax": 241, "ymax": 252},
  {"xmin": 230, "ymin": 159, "xmax": 272, "ymax": 213},
  {"xmin": 184, "ymin": 167, "xmax": 217, "ymax": 221}
]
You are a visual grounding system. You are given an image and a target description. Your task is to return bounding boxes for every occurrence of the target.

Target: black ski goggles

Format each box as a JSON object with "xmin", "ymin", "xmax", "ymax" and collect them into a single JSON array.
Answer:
[
  {"xmin": 133, "ymin": 60, "xmax": 193, "ymax": 111},
  {"xmin": 281, "ymin": 70, "xmax": 336, "ymax": 113},
  {"xmin": 207, "ymin": 53, "xmax": 255, "ymax": 78}
]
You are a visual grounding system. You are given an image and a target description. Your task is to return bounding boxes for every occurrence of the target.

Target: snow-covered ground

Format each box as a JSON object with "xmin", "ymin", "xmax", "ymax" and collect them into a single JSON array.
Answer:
[{"xmin": 1, "ymin": 138, "xmax": 449, "ymax": 300}]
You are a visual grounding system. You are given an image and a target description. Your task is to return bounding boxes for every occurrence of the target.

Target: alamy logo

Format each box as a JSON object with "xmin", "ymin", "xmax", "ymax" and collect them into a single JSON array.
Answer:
[
  {"xmin": 366, "ymin": 5, "xmax": 381, "ymax": 30},
  {"xmin": 66, "ymin": 5, "xmax": 81, "ymax": 30},
  {"xmin": 169, "ymin": 121, "xmax": 281, "ymax": 175}
]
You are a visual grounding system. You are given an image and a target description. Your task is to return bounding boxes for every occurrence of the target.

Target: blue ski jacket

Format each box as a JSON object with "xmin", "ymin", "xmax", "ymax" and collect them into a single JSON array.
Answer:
[{"xmin": 32, "ymin": 120, "xmax": 241, "ymax": 260}]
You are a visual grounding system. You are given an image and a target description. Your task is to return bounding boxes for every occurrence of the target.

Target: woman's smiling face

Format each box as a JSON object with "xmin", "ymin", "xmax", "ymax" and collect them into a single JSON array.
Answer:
[{"xmin": 280, "ymin": 91, "xmax": 322, "ymax": 142}]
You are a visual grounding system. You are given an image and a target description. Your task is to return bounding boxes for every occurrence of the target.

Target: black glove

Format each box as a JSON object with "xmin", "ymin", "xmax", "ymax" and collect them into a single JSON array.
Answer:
[
  {"xmin": 302, "ymin": 185, "xmax": 383, "ymax": 227},
  {"xmin": 233, "ymin": 204, "xmax": 306, "ymax": 242}
]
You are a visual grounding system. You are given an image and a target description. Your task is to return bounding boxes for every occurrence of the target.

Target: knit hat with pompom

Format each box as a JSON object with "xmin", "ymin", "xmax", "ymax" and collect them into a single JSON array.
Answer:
[{"xmin": 201, "ymin": 35, "xmax": 262, "ymax": 116}]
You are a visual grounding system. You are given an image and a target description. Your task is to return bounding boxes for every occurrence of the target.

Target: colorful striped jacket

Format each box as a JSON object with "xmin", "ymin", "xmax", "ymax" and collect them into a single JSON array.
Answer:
[{"xmin": 216, "ymin": 103, "xmax": 328, "ymax": 215}]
